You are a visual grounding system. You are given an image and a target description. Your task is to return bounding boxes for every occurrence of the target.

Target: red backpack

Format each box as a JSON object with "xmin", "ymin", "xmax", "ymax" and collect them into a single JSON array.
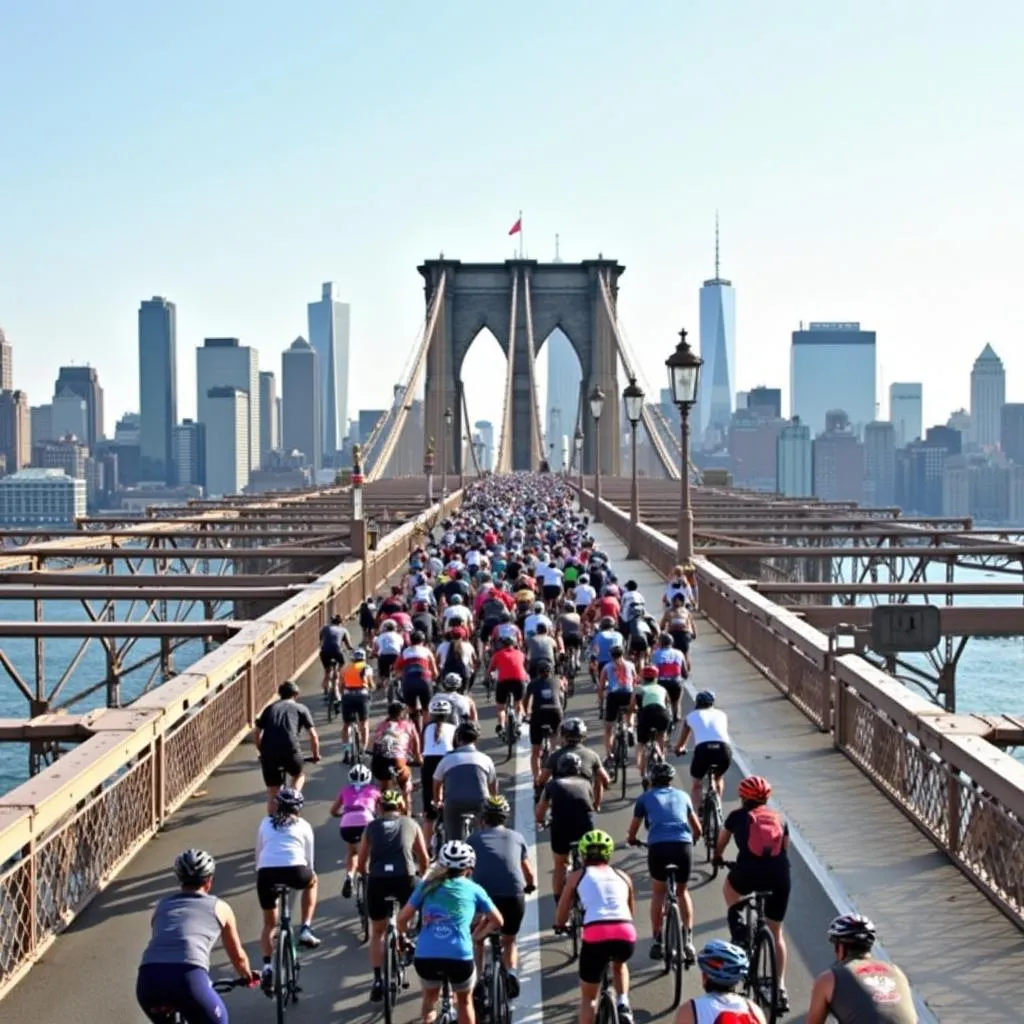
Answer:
[
  {"xmin": 714, "ymin": 1010, "xmax": 760, "ymax": 1023},
  {"xmin": 746, "ymin": 806, "xmax": 785, "ymax": 857}
]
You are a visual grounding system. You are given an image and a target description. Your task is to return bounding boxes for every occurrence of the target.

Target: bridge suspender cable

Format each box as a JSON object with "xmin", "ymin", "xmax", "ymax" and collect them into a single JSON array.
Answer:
[
  {"xmin": 461, "ymin": 383, "xmax": 482, "ymax": 477},
  {"xmin": 495, "ymin": 268, "xmax": 519, "ymax": 472}
]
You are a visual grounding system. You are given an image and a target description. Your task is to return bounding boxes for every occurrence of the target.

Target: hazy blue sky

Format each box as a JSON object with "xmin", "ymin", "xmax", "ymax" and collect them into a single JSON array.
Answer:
[{"xmin": 1, "ymin": 1, "xmax": 1022, "ymax": 438}]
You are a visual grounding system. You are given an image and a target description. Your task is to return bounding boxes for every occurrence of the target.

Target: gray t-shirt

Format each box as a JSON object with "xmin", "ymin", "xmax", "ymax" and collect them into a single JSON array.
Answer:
[
  {"xmin": 256, "ymin": 699, "xmax": 315, "ymax": 757},
  {"xmin": 545, "ymin": 743, "xmax": 603, "ymax": 783},
  {"xmin": 139, "ymin": 891, "xmax": 221, "ymax": 971},
  {"xmin": 469, "ymin": 826, "xmax": 528, "ymax": 898},
  {"xmin": 365, "ymin": 816, "xmax": 420, "ymax": 878},
  {"xmin": 527, "ymin": 634, "xmax": 557, "ymax": 665},
  {"xmin": 319, "ymin": 624, "xmax": 351, "ymax": 653},
  {"xmin": 434, "ymin": 746, "xmax": 496, "ymax": 808}
]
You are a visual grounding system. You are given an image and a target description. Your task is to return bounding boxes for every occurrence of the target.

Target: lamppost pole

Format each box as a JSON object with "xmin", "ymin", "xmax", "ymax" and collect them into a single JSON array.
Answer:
[
  {"xmin": 574, "ymin": 428, "xmax": 584, "ymax": 499},
  {"xmin": 623, "ymin": 377, "xmax": 645, "ymax": 558},
  {"xmin": 424, "ymin": 437, "xmax": 435, "ymax": 508},
  {"xmin": 442, "ymin": 406, "xmax": 453, "ymax": 497},
  {"xmin": 589, "ymin": 386, "xmax": 605, "ymax": 522},
  {"xmin": 665, "ymin": 328, "xmax": 703, "ymax": 564},
  {"xmin": 459, "ymin": 434, "xmax": 466, "ymax": 491}
]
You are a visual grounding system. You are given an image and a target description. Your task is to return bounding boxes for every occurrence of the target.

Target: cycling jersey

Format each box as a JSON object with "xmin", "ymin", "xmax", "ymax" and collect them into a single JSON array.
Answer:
[
  {"xmin": 489, "ymin": 647, "xmax": 529, "ymax": 682},
  {"xmin": 256, "ymin": 816, "xmax": 315, "ymax": 869},
  {"xmin": 591, "ymin": 629, "xmax": 624, "ymax": 664},
  {"xmin": 689, "ymin": 993, "xmax": 761, "ymax": 1023},
  {"xmin": 494, "ymin": 622, "xmax": 521, "ymax": 644},
  {"xmin": 523, "ymin": 612, "xmax": 553, "ymax": 637},
  {"xmin": 652, "ymin": 646, "xmax": 685, "ymax": 678},
  {"xmin": 637, "ymin": 681, "xmax": 668, "ymax": 707},
  {"xmin": 339, "ymin": 783, "xmax": 380, "ymax": 829},
  {"xmin": 602, "ymin": 660, "xmax": 636, "ymax": 693},
  {"xmin": 343, "ymin": 661, "xmax": 370, "ymax": 690},
  {"xmin": 632, "ymin": 787, "xmax": 694, "ymax": 845},
  {"xmin": 577, "ymin": 865, "xmax": 632, "ymax": 925},
  {"xmin": 686, "ymin": 708, "xmax": 731, "ymax": 746},
  {"xmin": 574, "ymin": 583, "xmax": 596, "ymax": 608},
  {"xmin": 410, "ymin": 878, "xmax": 495, "ymax": 960},
  {"xmin": 398, "ymin": 645, "xmax": 434, "ymax": 681},
  {"xmin": 828, "ymin": 958, "xmax": 916, "ymax": 1022},
  {"xmin": 373, "ymin": 719, "xmax": 415, "ymax": 760},
  {"xmin": 374, "ymin": 632, "xmax": 403, "ymax": 657},
  {"xmin": 422, "ymin": 721, "xmax": 456, "ymax": 757}
]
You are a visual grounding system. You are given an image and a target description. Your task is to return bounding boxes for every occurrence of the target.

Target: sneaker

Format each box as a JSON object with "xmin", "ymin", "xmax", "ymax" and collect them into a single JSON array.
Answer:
[
  {"xmin": 618, "ymin": 1001, "xmax": 634, "ymax": 1024},
  {"xmin": 370, "ymin": 977, "xmax": 384, "ymax": 1003},
  {"xmin": 507, "ymin": 972, "xmax": 521, "ymax": 999},
  {"xmin": 298, "ymin": 925, "xmax": 321, "ymax": 948},
  {"xmin": 342, "ymin": 876, "xmax": 353, "ymax": 899},
  {"xmin": 649, "ymin": 939, "xmax": 663, "ymax": 960},
  {"xmin": 260, "ymin": 965, "xmax": 274, "ymax": 995},
  {"xmin": 684, "ymin": 939, "xmax": 697, "ymax": 965}
]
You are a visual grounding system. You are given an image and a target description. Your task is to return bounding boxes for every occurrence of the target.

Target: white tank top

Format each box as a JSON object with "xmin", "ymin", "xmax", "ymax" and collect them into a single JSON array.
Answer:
[
  {"xmin": 422, "ymin": 722, "xmax": 456, "ymax": 757},
  {"xmin": 692, "ymin": 992, "xmax": 759, "ymax": 1023},
  {"xmin": 577, "ymin": 865, "xmax": 631, "ymax": 925},
  {"xmin": 686, "ymin": 708, "xmax": 731, "ymax": 746}
]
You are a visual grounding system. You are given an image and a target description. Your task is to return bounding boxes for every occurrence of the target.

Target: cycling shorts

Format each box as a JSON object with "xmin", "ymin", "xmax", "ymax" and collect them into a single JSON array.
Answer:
[
  {"xmin": 690, "ymin": 741, "xmax": 732, "ymax": 781},
  {"xmin": 604, "ymin": 689, "xmax": 633, "ymax": 724}
]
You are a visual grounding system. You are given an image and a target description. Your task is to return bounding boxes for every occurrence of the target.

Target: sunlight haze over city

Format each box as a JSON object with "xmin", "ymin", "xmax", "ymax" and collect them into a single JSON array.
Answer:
[{"xmin": 1, "ymin": 0, "xmax": 1023, "ymax": 436}]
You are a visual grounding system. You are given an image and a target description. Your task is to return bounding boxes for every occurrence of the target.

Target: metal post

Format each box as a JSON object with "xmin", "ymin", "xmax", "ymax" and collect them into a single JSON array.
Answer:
[
  {"xmin": 594, "ymin": 424, "xmax": 602, "ymax": 523},
  {"xmin": 424, "ymin": 437, "xmax": 435, "ymax": 508},
  {"xmin": 678, "ymin": 405, "xmax": 694, "ymax": 562},
  {"xmin": 442, "ymin": 430, "xmax": 448, "ymax": 497},
  {"xmin": 628, "ymin": 419, "xmax": 640, "ymax": 558}
]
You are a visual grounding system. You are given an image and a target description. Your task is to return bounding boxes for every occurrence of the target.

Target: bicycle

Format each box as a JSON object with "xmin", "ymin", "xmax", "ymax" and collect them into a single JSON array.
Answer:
[
  {"xmin": 500, "ymin": 691, "xmax": 519, "ymax": 761},
  {"xmin": 641, "ymin": 734, "xmax": 666, "ymax": 790},
  {"xmin": 697, "ymin": 771, "xmax": 724, "ymax": 877},
  {"xmin": 719, "ymin": 863, "xmax": 780, "ymax": 1023},
  {"xmin": 325, "ymin": 670, "xmax": 342, "ymax": 723},
  {"xmin": 596, "ymin": 958, "xmax": 621, "ymax": 1024},
  {"xmin": 382, "ymin": 896, "xmax": 410, "ymax": 1024},
  {"xmin": 437, "ymin": 976, "xmax": 458, "ymax": 1024},
  {"xmin": 610, "ymin": 707, "xmax": 629, "ymax": 800},
  {"xmin": 354, "ymin": 872, "xmax": 369, "ymax": 944},
  {"xmin": 481, "ymin": 926, "xmax": 512, "ymax": 1024},
  {"xmin": 270, "ymin": 883, "xmax": 301, "ymax": 1021},
  {"xmin": 341, "ymin": 711, "xmax": 366, "ymax": 766},
  {"xmin": 561, "ymin": 842, "xmax": 584, "ymax": 961},
  {"xmin": 147, "ymin": 975, "xmax": 255, "ymax": 1022}
]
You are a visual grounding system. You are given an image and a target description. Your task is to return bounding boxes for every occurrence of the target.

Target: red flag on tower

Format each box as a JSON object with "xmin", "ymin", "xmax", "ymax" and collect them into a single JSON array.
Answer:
[{"xmin": 508, "ymin": 216, "xmax": 522, "ymax": 236}]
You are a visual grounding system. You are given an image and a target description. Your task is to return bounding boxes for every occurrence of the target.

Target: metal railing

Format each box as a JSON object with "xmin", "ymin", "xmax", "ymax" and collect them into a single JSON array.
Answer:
[
  {"xmin": 0, "ymin": 491, "xmax": 465, "ymax": 998},
  {"xmin": 577, "ymin": 487, "xmax": 1024, "ymax": 931}
]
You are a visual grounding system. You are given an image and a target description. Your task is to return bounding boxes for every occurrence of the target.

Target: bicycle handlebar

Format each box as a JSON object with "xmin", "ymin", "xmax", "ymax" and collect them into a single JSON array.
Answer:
[{"xmin": 212, "ymin": 974, "xmax": 260, "ymax": 993}]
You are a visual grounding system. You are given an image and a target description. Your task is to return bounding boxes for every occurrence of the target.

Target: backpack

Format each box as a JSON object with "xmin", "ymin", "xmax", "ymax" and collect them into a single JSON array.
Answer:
[
  {"xmin": 442, "ymin": 641, "xmax": 470, "ymax": 683},
  {"xmin": 746, "ymin": 806, "xmax": 785, "ymax": 857},
  {"xmin": 482, "ymin": 596, "xmax": 505, "ymax": 623}
]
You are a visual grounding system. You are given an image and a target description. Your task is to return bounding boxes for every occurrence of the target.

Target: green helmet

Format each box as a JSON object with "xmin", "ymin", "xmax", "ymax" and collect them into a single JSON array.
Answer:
[
  {"xmin": 578, "ymin": 829, "xmax": 615, "ymax": 861},
  {"xmin": 379, "ymin": 789, "xmax": 404, "ymax": 811}
]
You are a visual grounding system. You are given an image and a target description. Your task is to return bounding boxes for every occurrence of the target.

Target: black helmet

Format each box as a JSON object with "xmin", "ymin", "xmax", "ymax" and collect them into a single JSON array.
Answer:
[
  {"xmin": 278, "ymin": 680, "xmax": 299, "ymax": 699},
  {"xmin": 557, "ymin": 751, "xmax": 584, "ymax": 777},
  {"xmin": 535, "ymin": 658, "xmax": 553, "ymax": 675},
  {"xmin": 599, "ymin": 616, "xmax": 615, "ymax": 630},
  {"xmin": 561, "ymin": 717, "xmax": 587, "ymax": 741},
  {"xmin": 827, "ymin": 914, "xmax": 877, "ymax": 949},
  {"xmin": 456, "ymin": 721, "xmax": 480, "ymax": 745},
  {"xmin": 609, "ymin": 644, "xmax": 625, "ymax": 658},
  {"xmin": 174, "ymin": 848, "xmax": 216, "ymax": 886},
  {"xmin": 410, "ymin": 629, "xmax": 425, "ymax": 644},
  {"xmin": 649, "ymin": 761, "xmax": 676, "ymax": 785}
]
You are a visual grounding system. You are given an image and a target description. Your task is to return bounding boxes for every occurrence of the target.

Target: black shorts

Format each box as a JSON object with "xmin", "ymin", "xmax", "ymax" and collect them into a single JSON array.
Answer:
[
  {"xmin": 529, "ymin": 708, "xmax": 563, "ymax": 746},
  {"xmin": 659, "ymin": 676, "xmax": 683, "ymax": 702},
  {"xmin": 690, "ymin": 741, "xmax": 732, "ymax": 781},
  {"xmin": 492, "ymin": 894, "xmax": 526, "ymax": 936},
  {"xmin": 377, "ymin": 653, "xmax": 398, "ymax": 679},
  {"xmin": 256, "ymin": 865, "xmax": 314, "ymax": 910},
  {"xmin": 366, "ymin": 875, "xmax": 416, "ymax": 921},
  {"xmin": 542, "ymin": 585, "xmax": 563, "ymax": 602},
  {"xmin": 371, "ymin": 752, "xmax": 411, "ymax": 787},
  {"xmin": 604, "ymin": 689, "xmax": 633, "ymax": 724},
  {"xmin": 647, "ymin": 841, "xmax": 693, "ymax": 884},
  {"xmin": 563, "ymin": 633, "xmax": 582, "ymax": 650},
  {"xmin": 637, "ymin": 704, "xmax": 671, "ymax": 744},
  {"xmin": 551, "ymin": 817, "xmax": 594, "ymax": 857},
  {"xmin": 341, "ymin": 690, "xmax": 370, "ymax": 723},
  {"xmin": 259, "ymin": 750, "xmax": 304, "ymax": 788},
  {"xmin": 495, "ymin": 679, "xmax": 526, "ymax": 706},
  {"xmin": 670, "ymin": 631, "xmax": 692, "ymax": 655},
  {"xmin": 414, "ymin": 957, "xmax": 476, "ymax": 992},
  {"xmin": 320, "ymin": 650, "xmax": 344, "ymax": 670},
  {"xmin": 727, "ymin": 865, "xmax": 791, "ymax": 923},
  {"xmin": 340, "ymin": 825, "xmax": 365, "ymax": 845},
  {"xmin": 403, "ymin": 676, "xmax": 432, "ymax": 711},
  {"xmin": 579, "ymin": 938, "xmax": 635, "ymax": 985},
  {"xmin": 628, "ymin": 635, "xmax": 649, "ymax": 655},
  {"xmin": 575, "ymin": 604, "xmax": 590, "ymax": 616}
]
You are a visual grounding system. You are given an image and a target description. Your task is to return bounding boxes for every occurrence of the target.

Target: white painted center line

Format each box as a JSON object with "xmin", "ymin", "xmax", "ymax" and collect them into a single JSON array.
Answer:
[{"xmin": 512, "ymin": 728, "xmax": 544, "ymax": 1024}]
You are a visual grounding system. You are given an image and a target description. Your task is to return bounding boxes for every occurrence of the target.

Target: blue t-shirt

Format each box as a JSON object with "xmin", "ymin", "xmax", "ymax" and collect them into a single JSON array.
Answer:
[
  {"xmin": 633, "ymin": 786, "xmax": 694, "ymax": 845},
  {"xmin": 409, "ymin": 877, "xmax": 495, "ymax": 961},
  {"xmin": 591, "ymin": 630, "xmax": 623, "ymax": 665}
]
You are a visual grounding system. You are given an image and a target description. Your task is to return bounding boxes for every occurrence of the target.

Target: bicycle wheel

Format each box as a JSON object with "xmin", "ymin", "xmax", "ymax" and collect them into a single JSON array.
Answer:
[
  {"xmin": 749, "ymin": 926, "xmax": 779, "ymax": 1024},
  {"xmin": 702, "ymin": 797, "xmax": 719, "ymax": 874},
  {"xmin": 490, "ymin": 950, "xmax": 510, "ymax": 1024},
  {"xmin": 570, "ymin": 899, "xmax": 582, "ymax": 961},
  {"xmin": 506, "ymin": 709, "xmax": 516, "ymax": 761},
  {"xmin": 663, "ymin": 901, "xmax": 684, "ymax": 1008},
  {"xmin": 275, "ymin": 924, "xmax": 292, "ymax": 1022},
  {"xmin": 356, "ymin": 876, "xmax": 369, "ymax": 944},
  {"xmin": 382, "ymin": 931, "xmax": 396, "ymax": 1024},
  {"xmin": 597, "ymin": 985, "xmax": 620, "ymax": 1024},
  {"xmin": 326, "ymin": 691, "xmax": 336, "ymax": 723},
  {"xmin": 618, "ymin": 738, "xmax": 628, "ymax": 800}
]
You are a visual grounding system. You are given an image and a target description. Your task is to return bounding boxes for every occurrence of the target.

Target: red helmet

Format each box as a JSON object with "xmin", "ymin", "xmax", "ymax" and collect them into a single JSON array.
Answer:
[
  {"xmin": 738, "ymin": 775, "xmax": 771, "ymax": 803},
  {"xmin": 641, "ymin": 665, "xmax": 659, "ymax": 681}
]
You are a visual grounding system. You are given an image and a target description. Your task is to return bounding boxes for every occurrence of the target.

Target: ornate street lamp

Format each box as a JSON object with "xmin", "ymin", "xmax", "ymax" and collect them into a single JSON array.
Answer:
[
  {"xmin": 623, "ymin": 377, "xmax": 645, "ymax": 556},
  {"xmin": 573, "ymin": 427, "xmax": 584, "ymax": 495},
  {"xmin": 442, "ymin": 406, "xmax": 453, "ymax": 497},
  {"xmin": 665, "ymin": 328, "xmax": 703, "ymax": 561},
  {"xmin": 589, "ymin": 386, "xmax": 605, "ymax": 520}
]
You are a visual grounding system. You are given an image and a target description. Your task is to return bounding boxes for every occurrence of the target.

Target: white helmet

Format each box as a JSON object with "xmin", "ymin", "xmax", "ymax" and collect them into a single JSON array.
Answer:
[
  {"xmin": 348, "ymin": 763, "xmax": 372, "ymax": 784},
  {"xmin": 429, "ymin": 697, "xmax": 453, "ymax": 717},
  {"xmin": 439, "ymin": 840, "xmax": 476, "ymax": 870}
]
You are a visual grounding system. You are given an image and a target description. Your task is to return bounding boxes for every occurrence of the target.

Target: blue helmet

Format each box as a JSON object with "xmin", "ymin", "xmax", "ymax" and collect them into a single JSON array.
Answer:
[
  {"xmin": 275, "ymin": 787, "xmax": 305, "ymax": 813},
  {"xmin": 695, "ymin": 690, "xmax": 716, "ymax": 710},
  {"xmin": 697, "ymin": 940, "xmax": 749, "ymax": 985}
]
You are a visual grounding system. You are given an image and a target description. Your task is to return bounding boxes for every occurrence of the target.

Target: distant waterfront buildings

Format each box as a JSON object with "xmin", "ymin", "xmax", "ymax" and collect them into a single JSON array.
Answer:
[
  {"xmin": 307, "ymin": 283, "xmax": 350, "ymax": 458},
  {"xmin": 812, "ymin": 410, "xmax": 865, "ymax": 503},
  {"xmin": 138, "ymin": 297, "xmax": 178, "ymax": 482},
  {"xmin": 695, "ymin": 218, "xmax": 737, "ymax": 445},
  {"xmin": 203, "ymin": 387, "xmax": 249, "ymax": 497},
  {"xmin": 0, "ymin": 390, "xmax": 31, "ymax": 472},
  {"xmin": 863, "ymin": 420, "xmax": 897, "ymax": 507},
  {"xmin": 54, "ymin": 366, "xmax": 104, "ymax": 448},
  {"xmin": 0, "ymin": 329, "xmax": 12, "ymax": 390},
  {"xmin": 172, "ymin": 419, "xmax": 206, "ymax": 487},
  {"xmin": 776, "ymin": 417, "xmax": 812, "ymax": 497},
  {"xmin": 889, "ymin": 382, "xmax": 922, "ymax": 448},
  {"xmin": 196, "ymin": 338, "xmax": 259, "ymax": 477},
  {"xmin": 258, "ymin": 371, "xmax": 279, "ymax": 462},
  {"xmin": 475, "ymin": 421, "xmax": 494, "ymax": 471},
  {"xmin": 281, "ymin": 337, "xmax": 322, "ymax": 469},
  {"xmin": 51, "ymin": 386, "xmax": 88, "ymax": 442},
  {"xmin": 969, "ymin": 344, "xmax": 1005, "ymax": 449},
  {"xmin": 0, "ymin": 468, "xmax": 86, "ymax": 524}
]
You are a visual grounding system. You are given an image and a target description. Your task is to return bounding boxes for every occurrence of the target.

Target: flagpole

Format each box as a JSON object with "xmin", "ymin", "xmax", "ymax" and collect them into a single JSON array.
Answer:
[{"xmin": 518, "ymin": 209, "xmax": 523, "ymax": 259}]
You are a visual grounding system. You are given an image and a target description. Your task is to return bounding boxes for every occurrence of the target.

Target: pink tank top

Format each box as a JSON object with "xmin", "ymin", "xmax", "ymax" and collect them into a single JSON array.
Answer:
[{"xmin": 339, "ymin": 783, "xmax": 380, "ymax": 828}]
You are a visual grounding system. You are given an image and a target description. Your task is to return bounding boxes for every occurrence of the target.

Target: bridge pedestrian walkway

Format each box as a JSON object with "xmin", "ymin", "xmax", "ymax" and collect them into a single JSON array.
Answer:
[{"xmin": 3, "ymin": 523, "xmax": 1020, "ymax": 1023}]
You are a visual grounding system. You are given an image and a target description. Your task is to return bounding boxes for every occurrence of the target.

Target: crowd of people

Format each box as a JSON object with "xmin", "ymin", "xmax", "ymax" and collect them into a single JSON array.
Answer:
[{"xmin": 135, "ymin": 473, "xmax": 918, "ymax": 1024}]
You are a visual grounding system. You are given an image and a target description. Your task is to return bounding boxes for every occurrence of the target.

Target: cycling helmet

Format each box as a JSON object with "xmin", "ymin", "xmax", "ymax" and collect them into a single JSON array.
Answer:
[
  {"xmin": 648, "ymin": 761, "xmax": 676, "ymax": 785},
  {"xmin": 599, "ymin": 616, "xmax": 616, "ymax": 631},
  {"xmin": 439, "ymin": 840, "xmax": 476, "ymax": 870},
  {"xmin": 563, "ymin": 600, "xmax": 575, "ymax": 612},
  {"xmin": 455, "ymin": 720, "xmax": 480, "ymax": 745},
  {"xmin": 275, "ymin": 787, "xmax": 305, "ymax": 813},
  {"xmin": 353, "ymin": 648, "xmax": 366, "ymax": 661},
  {"xmin": 174, "ymin": 848, "xmax": 216, "ymax": 886},
  {"xmin": 429, "ymin": 696, "xmax": 453, "ymax": 717},
  {"xmin": 695, "ymin": 690, "xmax": 715, "ymax": 709},
  {"xmin": 533, "ymin": 601, "xmax": 544, "ymax": 612},
  {"xmin": 696, "ymin": 940, "xmax": 749, "ymax": 985},
  {"xmin": 410, "ymin": 629, "xmax": 426, "ymax": 644},
  {"xmin": 738, "ymin": 775, "xmax": 772, "ymax": 803},
  {"xmin": 534, "ymin": 658, "xmax": 553, "ymax": 675},
  {"xmin": 609, "ymin": 644, "xmax": 625, "ymax": 658},
  {"xmin": 557, "ymin": 751, "xmax": 584, "ymax": 777},
  {"xmin": 561, "ymin": 717, "xmax": 587, "ymax": 741},
  {"xmin": 381, "ymin": 619, "xmax": 397, "ymax": 631},
  {"xmin": 348, "ymin": 763, "xmax": 372, "ymax": 784},
  {"xmin": 484, "ymin": 794, "xmax": 511, "ymax": 818},
  {"xmin": 499, "ymin": 611, "xmax": 513, "ymax": 623},
  {"xmin": 442, "ymin": 672, "xmax": 462, "ymax": 691},
  {"xmin": 450, "ymin": 593, "xmax": 463, "ymax": 605},
  {"xmin": 379, "ymin": 789, "xmax": 404, "ymax": 810},
  {"xmin": 641, "ymin": 665, "xmax": 659, "ymax": 681},
  {"xmin": 278, "ymin": 680, "xmax": 300, "ymax": 699},
  {"xmin": 827, "ymin": 914, "xmax": 877, "ymax": 948},
  {"xmin": 578, "ymin": 829, "xmax": 615, "ymax": 862}
]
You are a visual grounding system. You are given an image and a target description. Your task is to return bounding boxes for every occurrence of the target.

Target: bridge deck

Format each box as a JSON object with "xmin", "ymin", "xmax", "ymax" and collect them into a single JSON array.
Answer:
[{"xmin": 2, "ymin": 525, "xmax": 1018, "ymax": 1022}]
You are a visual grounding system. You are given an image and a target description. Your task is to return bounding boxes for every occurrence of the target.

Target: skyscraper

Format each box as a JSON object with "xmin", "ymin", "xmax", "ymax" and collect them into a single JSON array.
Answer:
[
  {"xmin": 0, "ymin": 328, "xmax": 12, "ymax": 390},
  {"xmin": 203, "ymin": 387, "xmax": 249, "ymax": 496},
  {"xmin": 51, "ymin": 386, "xmax": 88, "ymax": 441},
  {"xmin": 776, "ymin": 417, "xmax": 812, "ymax": 497},
  {"xmin": 138, "ymin": 296, "xmax": 178, "ymax": 482},
  {"xmin": 54, "ymin": 366, "xmax": 104, "ymax": 448},
  {"xmin": 790, "ymin": 322, "xmax": 876, "ymax": 436},
  {"xmin": 258, "ymin": 371, "xmax": 279, "ymax": 462},
  {"xmin": 889, "ymin": 383, "xmax": 923, "ymax": 448},
  {"xmin": 475, "ymin": 420, "xmax": 494, "ymax": 471},
  {"xmin": 0, "ymin": 390, "xmax": 31, "ymax": 472},
  {"xmin": 307, "ymin": 283, "xmax": 350, "ymax": 457},
  {"xmin": 1000, "ymin": 404, "xmax": 1024, "ymax": 465},
  {"xmin": 969, "ymin": 344, "xmax": 1005, "ymax": 449},
  {"xmin": 172, "ymin": 419, "xmax": 206, "ymax": 487},
  {"xmin": 812, "ymin": 411, "xmax": 865, "ymax": 503},
  {"xmin": 696, "ymin": 216, "xmax": 737, "ymax": 444},
  {"xmin": 864, "ymin": 420, "xmax": 897, "ymax": 507},
  {"xmin": 196, "ymin": 338, "xmax": 259, "ymax": 475},
  {"xmin": 281, "ymin": 337, "xmax": 322, "ymax": 468}
]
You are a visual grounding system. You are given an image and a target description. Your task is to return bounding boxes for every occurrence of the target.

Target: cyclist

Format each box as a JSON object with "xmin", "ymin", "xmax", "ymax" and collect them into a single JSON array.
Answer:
[
  {"xmin": 651, "ymin": 632, "xmax": 686, "ymax": 724},
  {"xmin": 340, "ymin": 648, "xmax": 374, "ymax": 762},
  {"xmin": 328, "ymin": 763, "xmax": 381, "ymax": 899},
  {"xmin": 433, "ymin": 720, "xmax": 498, "ymax": 842},
  {"xmin": 136, "ymin": 849, "xmax": 256, "ymax": 1023},
  {"xmin": 526, "ymin": 620, "xmax": 560, "ymax": 679},
  {"xmin": 439, "ymin": 671, "xmax": 479, "ymax": 725},
  {"xmin": 487, "ymin": 635, "xmax": 529, "ymax": 737},
  {"xmin": 626, "ymin": 761, "xmax": 700, "ymax": 962},
  {"xmin": 523, "ymin": 658, "xmax": 565, "ymax": 783},
  {"xmin": 660, "ymin": 593, "xmax": 696, "ymax": 675},
  {"xmin": 715, "ymin": 775, "xmax": 791, "ymax": 1014},
  {"xmin": 663, "ymin": 565, "xmax": 695, "ymax": 610},
  {"xmin": 422, "ymin": 696, "xmax": 458, "ymax": 848},
  {"xmin": 675, "ymin": 690, "xmax": 732, "ymax": 816},
  {"xmin": 438, "ymin": 627, "xmax": 477, "ymax": 693},
  {"xmin": 597, "ymin": 644, "xmax": 636, "ymax": 761},
  {"xmin": 396, "ymin": 629, "xmax": 439, "ymax": 728},
  {"xmin": 468, "ymin": 795, "xmax": 537, "ymax": 1000},
  {"xmin": 319, "ymin": 613, "xmax": 353, "ymax": 693},
  {"xmin": 370, "ymin": 700, "xmax": 420, "ymax": 804},
  {"xmin": 631, "ymin": 665, "xmax": 671, "ymax": 778},
  {"xmin": 573, "ymin": 573, "xmax": 596, "ymax": 620},
  {"xmin": 807, "ymin": 915, "xmax": 917, "ymax": 1024},
  {"xmin": 540, "ymin": 718, "xmax": 610, "ymax": 810},
  {"xmin": 373, "ymin": 619, "xmax": 404, "ymax": 689},
  {"xmin": 398, "ymin": 841, "xmax": 504, "ymax": 1024},
  {"xmin": 357, "ymin": 789, "xmax": 430, "ymax": 1003},
  {"xmin": 624, "ymin": 597, "xmax": 658, "ymax": 668},
  {"xmin": 536, "ymin": 752, "xmax": 597, "ymax": 905},
  {"xmin": 540, "ymin": 558, "xmax": 565, "ymax": 610},
  {"xmin": 442, "ymin": 592, "xmax": 474, "ymax": 633},
  {"xmin": 555, "ymin": 829, "xmax": 636, "ymax": 1024},
  {"xmin": 252, "ymin": 680, "xmax": 320, "ymax": 814},
  {"xmin": 589, "ymin": 615, "xmax": 622, "ymax": 682},
  {"xmin": 675, "ymin": 940, "xmax": 767, "ymax": 1024},
  {"xmin": 555, "ymin": 599, "xmax": 584, "ymax": 672},
  {"xmin": 255, "ymin": 788, "xmax": 320, "ymax": 992}
]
